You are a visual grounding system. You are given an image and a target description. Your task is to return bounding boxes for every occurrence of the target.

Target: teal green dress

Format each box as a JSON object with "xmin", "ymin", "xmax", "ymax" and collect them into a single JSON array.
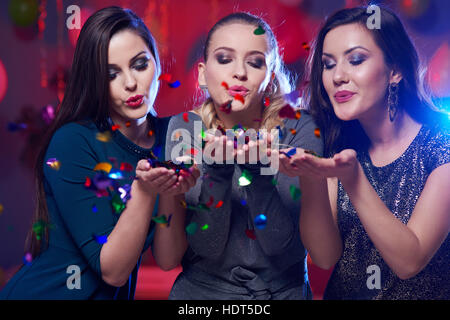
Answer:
[{"xmin": 0, "ymin": 115, "xmax": 169, "ymax": 300}]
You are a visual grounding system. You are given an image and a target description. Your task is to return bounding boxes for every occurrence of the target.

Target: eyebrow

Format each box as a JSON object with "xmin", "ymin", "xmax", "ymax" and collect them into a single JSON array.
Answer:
[
  {"xmin": 213, "ymin": 46, "xmax": 266, "ymax": 56},
  {"xmin": 322, "ymin": 46, "xmax": 370, "ymax": 58},
  {"xmin": 108, "ymin": 51, "xmax": 148, "ymax": 68}
]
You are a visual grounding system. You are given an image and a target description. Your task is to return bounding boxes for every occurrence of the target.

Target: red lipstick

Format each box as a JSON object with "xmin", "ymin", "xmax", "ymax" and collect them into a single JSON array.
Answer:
[{"xmin": 125, "ymin": 95, "xmax": 144, "ymax": 107}]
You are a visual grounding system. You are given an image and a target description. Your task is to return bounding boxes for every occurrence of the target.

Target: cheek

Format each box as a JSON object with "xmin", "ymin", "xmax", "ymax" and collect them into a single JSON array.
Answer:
[
  {"xmin": 353, "ymin": 63, "xmax": 389, "ymax": 101},
  {"xmin": 322, "ymin": 71, "xmax": 334, "ymax": 96}
]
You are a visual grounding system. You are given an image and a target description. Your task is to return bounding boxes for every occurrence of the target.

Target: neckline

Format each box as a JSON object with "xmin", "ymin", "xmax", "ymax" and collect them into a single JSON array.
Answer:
[{"xmin": 364, "ymin": 125, "xmax": 425, "ymax": 169}]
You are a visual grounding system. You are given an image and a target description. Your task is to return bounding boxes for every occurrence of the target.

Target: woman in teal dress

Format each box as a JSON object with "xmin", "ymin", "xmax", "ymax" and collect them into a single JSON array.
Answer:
[{"xmin": 0, "ymin": 6, "xmax": 198, "ymax": 300}]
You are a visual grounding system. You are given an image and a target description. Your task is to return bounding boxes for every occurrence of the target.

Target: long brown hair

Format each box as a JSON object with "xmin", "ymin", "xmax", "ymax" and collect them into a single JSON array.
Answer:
[
  {"xmin": 303, "ymin": 6, "xmax": 444, "ymax": 157},
  {"xmin": 26, "ymin": 6, "xmax": 161, "ymax": 258}
]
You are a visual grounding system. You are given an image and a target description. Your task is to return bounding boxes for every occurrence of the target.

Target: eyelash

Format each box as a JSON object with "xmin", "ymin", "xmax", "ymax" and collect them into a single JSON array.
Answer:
[
  {"xmin": 108, "ymin": 59, "xmax": 149, "ymax": 80},
  {"xmin": 216, "ymin": 55, "xmax": 265, "ymax": 69},
  {"xmin": 322, "ymin": 57, "xmax": 366, "ymax": 70}
]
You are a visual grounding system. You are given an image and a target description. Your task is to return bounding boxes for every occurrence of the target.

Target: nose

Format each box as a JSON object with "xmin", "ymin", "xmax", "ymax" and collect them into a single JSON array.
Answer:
[
  {"xmin": 123, "ymin": 71, "xmax": 137, "ymax": 92},
  {"xmin": 233, "ymin": 61, "xmax": 248, "ymax": 81},
  {"xmin": 332, "ymin": 62, "xmax": 349, "ymax": 86}
]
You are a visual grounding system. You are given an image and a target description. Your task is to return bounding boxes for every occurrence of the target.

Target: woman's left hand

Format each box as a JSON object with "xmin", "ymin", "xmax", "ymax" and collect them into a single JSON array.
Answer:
[{"xmin": 278, "ymin": 148, "xmax": 359, "ymax": 181}]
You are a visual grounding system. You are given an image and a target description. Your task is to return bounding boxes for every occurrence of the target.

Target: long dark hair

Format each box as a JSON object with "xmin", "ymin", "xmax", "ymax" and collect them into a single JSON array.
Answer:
[
  {"xmin": 303, "ymin": 6, "xmax": 442, "ymax": 157},
  {"xmin": 26, "ymin": 6, "xmax": 161, "ymax": 258}
]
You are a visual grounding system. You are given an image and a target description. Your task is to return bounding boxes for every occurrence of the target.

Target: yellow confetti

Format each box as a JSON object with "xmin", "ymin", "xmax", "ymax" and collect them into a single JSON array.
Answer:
[
  {"xmin": 96, "ymin": 131, "xmax": 112, "ymax": 142},
  {"xmin": 0, "ymin": 204, "xmax": 3, "ymax": 215},
  {"xmin": 93, "ymin": 162, "xmax": 112, "ymax": 173}
]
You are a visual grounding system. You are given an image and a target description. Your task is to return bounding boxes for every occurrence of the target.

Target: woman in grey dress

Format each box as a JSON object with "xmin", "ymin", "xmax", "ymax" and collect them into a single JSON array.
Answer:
[
  {"xmin": 280, "ymin": 7, "xmax": 449, "ymax": 299},
  {"xmin": 165, "ymin": 12, "xmax": 323, "ymax": 299}
]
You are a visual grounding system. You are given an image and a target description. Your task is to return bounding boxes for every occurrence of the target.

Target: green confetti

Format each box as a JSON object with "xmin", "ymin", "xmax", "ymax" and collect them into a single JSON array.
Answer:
[
  {"xmin": 271, "ymin": 178, "xmax": 278, "ymax": 186},
  {"xmin": 254, "ymin": 26, "xmax": 265, "ymax": 35},
  {"xmin": 289, "ymin": 185, "xmax": 302, "ymax": 201},
  {"xmin": 111, "ymin": 193, "xmax": 126, "ymax": 214},
  {"xmin": 201, "ymin": 224, "xmax": 209, "ymax": 230},
  {"xmin": 238, "ymin": 169, "xmax": 253, "ymax": 186},
  {"xmin": 186, "ymin": 222, "xmax": 198, "ymax": 235},
  {"xmin": 152, "ymin": 215, "xmax": 168, "ymax": 224}
]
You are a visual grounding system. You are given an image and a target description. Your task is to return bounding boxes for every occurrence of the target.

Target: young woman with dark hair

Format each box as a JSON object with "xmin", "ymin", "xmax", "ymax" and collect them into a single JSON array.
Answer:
[
  {"xmin": 0, "ymin": 6, "xmax": 199, "ymax": 300},
  {"xmin": 278, "ymin": 6, "xmax": 449, "ymax": 299},
  {"xmin": 165, "ymin": 12, "xmax": 323, "ymax": 300}
]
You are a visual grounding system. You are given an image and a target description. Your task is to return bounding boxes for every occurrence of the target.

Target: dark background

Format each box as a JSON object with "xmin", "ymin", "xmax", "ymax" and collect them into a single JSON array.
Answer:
[{"xmin": 0, "ymin": 0, "xmax": 449, "ymax": 298}]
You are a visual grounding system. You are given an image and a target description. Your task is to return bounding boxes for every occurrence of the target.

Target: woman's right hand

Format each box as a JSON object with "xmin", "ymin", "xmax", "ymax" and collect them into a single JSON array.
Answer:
[{"xmin": 134, "ymin": 159, "xmax": 178, "ymax": 196}]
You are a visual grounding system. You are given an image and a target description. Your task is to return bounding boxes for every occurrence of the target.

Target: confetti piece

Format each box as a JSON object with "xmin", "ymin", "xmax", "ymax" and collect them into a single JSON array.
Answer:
[
  {"xmin": 205, "ymin": 196, "xmax": 214, "ymax": 207},
  {"xmin": 279, "ymin": 104, "xmax": 301, "ymax": 119},
  {"xmin": 253, "ymin": 26, "xmax": 265, "ymax": 35},
  {"xmin": 120, "ymin": 162, "xmax": 133, "ymax": 172},
  {"xmin": 148, "ymin": 130, "xmax": 154, "ymax": 136},
  {"xmin": 289, "ymin": 128, "xmax": 297, "ymax": 135},
  {"xmin": 264, "ymin": 97, "xmax": 270, "ymax": 107},
  {"xmin": 183, "ymin": 112, "xmax": 189, "ymax": 123},
  {"xmin": 215, "ymin": 200, "xmax": 223, "ymax": 208},
  {"xmin": 111, "ymin": 124, "xmax": 120, "ymax": 131},
  {"xmin": 126, "ymin": 121, "xmax": 131, "ymax": 127},
  {"xmin": 289, "ymin": 185, "xmax": 302, "ymax": 201},
  {"xmin": 314, "ymin": 128, "xmax": 321, "ymax": 138},
  {"xmin": 93, "ymin": 162, "xmax": 112, "ymax": 174},
  {"xmin": 302, "ymin": 42, "xmax": 310, "ymax": 51},
  {"xmin": 158, "ymin": 73, "xmax": 173, "ymax": 82},
  {"xmin": 238, "ymin": 170, "xmax": 253, "ymax": 186},
  {"xmin": 111, "ymin": 193, "xmax": 126, "ymax": 214},
  {"xmin": 221, "ymin": 81, "xmax": 229, "ymax": 90},
  {"xmin": 180, "ymin": 200, "xmax": 187, "ymax": 208},
  {"xmin": 169, "ymin": 80, "xmax": 181, "ymax": 88},
  {"xmin": 152, "ymin": 215, "xmax": 169, "ymax": 224},
  {"xmin": 201, "ymin": 224, "xmax": 209, "ymax": 230},
  {"xmin": 271, "ymin": 178, "xmax": 278, "ymax": 186},
  {"xmin": 234, "ymin": 94, "xmax": 245, "ymax": 104},
  {"xmin": 92, "ymin": 172, "xmax": 113, "ymax": 190},
  {"xmin": 254, "ymin": 214, "xmax": 267, "ymax": 229},
  {"xmin": 118, "ymin": 184, "xmax": 131, "ymax": 202},
  {"xmin": 23, "ymin": 252, "xmax": 33, "ymax": 266},
  {"xmin": 0, "ymin": 203, "xmax": 3, "ymax": 215},
  {"xmin": 84, "ymin": 177, "xmax": 92, "ymax": 188},
  {"xmin": 96, "ymin": 131, "xmax": 112, "ymax": 142},
  {"xmin": 93, "ymin": 234, "xmax": 108, "ymax": 244},
  {"xmin": 41, "ymin": 105, "xmax": 56, "ymax": 125},
  {"xmin": 245, "ymin": 229, "xmax": 257, "ymax": 240},
  {"xmin": 281, "ymin": 148, "xmax": 297, "ymax": 159},
  {"xmin": 284, "ymin": 90, "xmax": 301, "ymax": 105},
  {"xmin": 108, "ymin": 169, "xmax": 124, "ymax": 180},
  {"xmin": 186, "ymin": 222, "xmax": 198, "ymax": 235},
  {"xmin": 46, "ymin": 158, "xmax": 61, "ymax": 170},
  {"xmin": 240, "ymin": 199, "xmax": 247, "ymax": 206},
  {"xmin": 32, "ymin": 220, "xmax": 51, "ymax": 240},
  {"xmin": 92, "ymin": 204, "xmax": 98, "ymax": 213}
]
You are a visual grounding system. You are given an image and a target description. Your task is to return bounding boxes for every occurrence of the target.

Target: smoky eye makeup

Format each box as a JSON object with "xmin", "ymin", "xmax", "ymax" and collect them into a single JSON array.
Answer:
[
  {"xmin": 247, "ymin": 56, "xmax": 266, "ymax": 69},
  {"xmin": 133, "ymin": 57, "xmax": 149, "ymax": 70},
  {"xmin": 348, "ymin": 53, "xmax": 367, "ymax": 66},
  {"xmin": 215, "ymin": 52, "xmax": 232, "ymax": 64},
  {"xmin": 322, "ymin": 57, "xmax": 336, "ymax": 69}
]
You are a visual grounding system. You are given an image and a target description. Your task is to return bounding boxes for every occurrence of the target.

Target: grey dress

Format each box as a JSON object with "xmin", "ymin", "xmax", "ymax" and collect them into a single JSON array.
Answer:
[
  {"xmin": 324, "ymin": 124, "xmax": 450, "ymax": 300},
  {"xmin": 165, "ymin": 111, "xmax": 323, "ymax": 300}
]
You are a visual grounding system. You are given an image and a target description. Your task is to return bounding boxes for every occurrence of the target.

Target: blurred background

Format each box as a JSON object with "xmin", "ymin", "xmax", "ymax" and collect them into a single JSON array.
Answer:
[{"xmin": 0, "ymin": 0, "xmax": 449, "ymax": 299}]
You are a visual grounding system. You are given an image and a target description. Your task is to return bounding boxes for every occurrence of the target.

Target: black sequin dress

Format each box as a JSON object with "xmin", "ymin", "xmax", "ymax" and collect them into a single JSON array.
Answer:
[{"xmin": 324, "ymin": 124, "xmax": 450, "ymax": 300}]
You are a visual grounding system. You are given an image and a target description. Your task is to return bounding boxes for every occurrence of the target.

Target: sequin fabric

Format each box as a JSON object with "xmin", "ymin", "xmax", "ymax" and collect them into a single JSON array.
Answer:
[{"xmin": 324, "ymin": 124, "xmax": 450, "ymax": 300}]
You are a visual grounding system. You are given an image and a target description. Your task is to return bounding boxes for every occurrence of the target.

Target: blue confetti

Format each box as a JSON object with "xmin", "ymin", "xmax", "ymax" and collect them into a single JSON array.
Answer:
[
  {"xmin": 168, "ymin": 80, "xmax": 181, "ymax": 88},
  {"xmin": 254, "ymin": 214, "xmax": 267, "ymax": 229},
  {"xmin": 93, "ymin": 234, "xmax": 108, "ymax": 244}
]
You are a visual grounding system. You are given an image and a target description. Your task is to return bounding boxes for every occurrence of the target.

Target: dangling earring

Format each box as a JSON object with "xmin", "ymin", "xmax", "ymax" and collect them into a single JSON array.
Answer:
[
  {"xmin": 199, "ymin": 84, "xmax": 208, "ymax": 93},
  {"xmin": 388, "ymin": 82, "xmax": 399, "ymax": 122}
]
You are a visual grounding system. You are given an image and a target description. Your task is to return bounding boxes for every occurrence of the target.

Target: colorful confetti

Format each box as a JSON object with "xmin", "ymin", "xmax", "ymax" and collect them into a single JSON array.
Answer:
[
  {"xmin": 108, "ymin": 169, "xmax": 124, "ymax": 180},
  {"xmin": 254, "ymin": 214, "xmax": 267, "ymax": 229},
  {"xmin": 264, "ymin": 97, "xmax": 270, "ymax": 107},
  {"xmin": 111, "ymin": 193, "xmax": 126, "ymax": 214},
  {"xmin": 93, "ymin": 234, "xmax": 108, "ymax": 244},
  {"xmin": 185, "ymin": 222, "xmax": 198, "ymax": 235},
  {"xmin": 23, "ymin": 252, "xmax": 33, "ymax": 266},
  {"xmin": 215, "ymin": 200, "xmax": 224, "ymax": 208},
  {"xmin": 125, "ymin": 121, "xmax": 131, "ymax": 127},
  {"xmin": 46, "ymin": 158, "xmax": 61, "ymax": 171},
  {"xmin": 93, "ymin": 162, "xmax": 112, "ymax": 174},
  {"xmin": 111, "ymin": 124, "xmax": 120, "ymax": 131},
  {"xmin": 302, "ymin": 42, "xmax": 310, "ymax": 51},
  {"xmin": 289, "ymin": 185, "xmax": 302, "ymax": 201},
  {"xmin": 96, "ymin": 131, "xmax": 112, "ymax": 142},
  {"xmin": 253, "ymin": 26, "xmax": 265, "ymax": 35},
  {"xmin": 183, "ymin": 112, "xmax": 189, "ymax": 123},
  {"xmin": 314, "ymin": 128, "xmax": 321, "ymax": 138},
  {"xmin": 169, "ymin": 80, "xmax": 181, "ymax": 88},
  {"xmin": 240, "ymin": 199, "xmax": 247, "ymax": 206},
  {"xmin": 92, "ymin": 204, "xmax": 98, "ymax": 213},
  {"xmin": 158, "ymin": 73, "xmax": 173, "ymax": 82},
  {"xmin": 289, "ymin": 128, "xmax": 297, "ymax": 135},
  {"xmin": 148, "ymin": 130, "xmax": 154, "ymax": 136},
  {"xmin": 221, "ymin": 81, "xmax": 229, "ymax": 90},
  {"xmin": 201, "ymin": 224, "xmax": 209, "ymax": 230},
  {"xmin": 120, "ymin": 162, "xmax": 133, "ymax": 172},
  {"xmin": 281, "ymin": 148, "xmax": 297, "ymax": 159},
  {"xmin": 234, "ymin": 94, "xmax": 245, "ymax": 104},
  {"xmin": 279, "ymin": 104, "xmax": 301, "ymax": 119},
  {"xmin": 245, "ymin": 229, "xmax": 257, "ymax": 240},
  {"xmin": 238, "ymin": 170, "xmax": 253, "ymax": 186},
  {"xmin": 153, "ymin": 215, "xmax": 169, "ymax": 225}
]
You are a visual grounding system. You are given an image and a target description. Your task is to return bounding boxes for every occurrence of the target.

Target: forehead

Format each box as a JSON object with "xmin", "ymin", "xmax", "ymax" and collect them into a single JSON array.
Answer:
[
  {"xmin": 323, "ymin": 23, "xmax": 379, "ymax": 54},
  {"xmin": 208, "ymin": 22, "xmax": 270, "ymax": 54},
  {"xmin": 108, "ymin": 29, "xmax": 150, "ymax": 61}
]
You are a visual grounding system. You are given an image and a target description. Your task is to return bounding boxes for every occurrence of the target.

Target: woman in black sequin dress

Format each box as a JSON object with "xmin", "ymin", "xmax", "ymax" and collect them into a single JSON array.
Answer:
[{"xmin": 276, "ymin": 6, "xmax": 449, "ymax": 299}]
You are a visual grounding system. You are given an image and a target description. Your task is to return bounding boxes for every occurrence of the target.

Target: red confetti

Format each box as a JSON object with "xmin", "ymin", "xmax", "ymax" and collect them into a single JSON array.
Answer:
[
  {"xmin": 183, "ymin": 112, "xmax": 189, "ymax": 122},
  {"xmin": 205, "ymin": 196, "xmax": 214, "ymax": 207},
  {"xmin": 84, "ymin": 177, "xmax": 91, "ymax": 188},
  {"xmin": 125, "ymin": 121, "xmax": 131, "ymax": 127},
  {"xmin": 279, "ymin": 104, "xmax": 300, "ymax": 119},
  {"xmin": 264, "ymin": 97, "xmax": 270, "ymax": 107},
  {"xmin": 245, "ymin": 229, "xmax": 257, "ymax": 240},
  {"xmin": 289, "ymin": 128, "xmax": 297, "ymax": 135},
  {"xmin": 189, "ymin": 148, "xmax": 198, "ymax": 156},
  {"xmin": 314, "ymin": 128, "xmax": 321, "ymax": 138},
  {"xmin": 221, "ymin": 81, "xmax": 229, "ymax": 90},
  {"xmin": 215, "ymin": 200, "xmax": 223, "ymax": 208},
  {"xmin": 302, "ymin": 42, "xmax": 310, "ymax": 51},
  {"xmin": 120, "ymin": 162, "xmax": 133, "ymax": 172},
  {"xmin": 148, "ymin": 130, "xmax": 154, "ymax": 136},
  {"xmin": 234, "ymin": 94, "xmax": 245, "ymax": 104},
  {"xmin": 158, "ymin": 73, "xmax": 172, "ymax": 82},
  {"xmin": 111, "ymin": 124, "xmax": 120, "ymax": 131}
]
